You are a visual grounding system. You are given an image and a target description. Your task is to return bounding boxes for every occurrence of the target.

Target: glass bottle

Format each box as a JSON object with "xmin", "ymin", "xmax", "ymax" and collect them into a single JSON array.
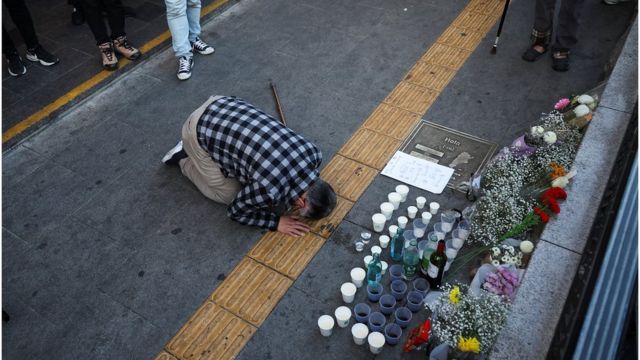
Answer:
[
  {"xmin": 426, "ymin": 240, "xmax": 446, "ymax": 289},
  {"xmin": 367, "ymin": 253, "xmax": 382, "ymax": 287},
  {"xmin": 402, "ymin": 239, "xmax": 420, "ymax": 280},
  {"xmin": 390, "ymin": 228, "xmax": 405, "ymax": 262}
]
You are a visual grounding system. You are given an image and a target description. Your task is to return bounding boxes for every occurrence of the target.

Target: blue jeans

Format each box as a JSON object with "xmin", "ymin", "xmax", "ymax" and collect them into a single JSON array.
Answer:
[{"xmin": 165, "ymin": 0, "xmax": 201, "ymax": 58}]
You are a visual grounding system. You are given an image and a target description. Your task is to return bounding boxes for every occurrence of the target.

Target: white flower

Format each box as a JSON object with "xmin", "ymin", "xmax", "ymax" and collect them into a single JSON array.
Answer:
[
  {"xmin": 543, "ymin": 131, "xmax": 557, "ymax": 144},
  {"xmin": 577, "ymin": 94, "xmax": 594, "ymax": 105},
  {"xmin": 492, "ymin": 260, "xmax": 500, "ymax": 266},
  {"xmin": 520, "ymin": 241, "xmax": 534, "ymax": 254},
  {"xmin": 530, "ymin": 126, "xmax": 545, "ymax": 136},
  {"xmin": 551, "ymin": 176, "xmax": 570, "ymax": 188},
  {"xmin": 517, "ymin": 259, "xmax": 523, "ymax": 267},
  {"xmin": 574, "ymin": 104, "xmax": 591, "ymax": 117},
  {"xmin": 491, "ymin": 247, "xmax": 501, "ymax": 256}
]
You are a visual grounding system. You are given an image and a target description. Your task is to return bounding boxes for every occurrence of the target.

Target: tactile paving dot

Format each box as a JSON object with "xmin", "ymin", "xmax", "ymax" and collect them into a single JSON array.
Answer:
[
  {"xmin": 248, "ymin": 231, "xmax": 326, "ymax": 279},
  {"xmin": 308, "ymin": 195, "xmax": 353, "ymax": 238},
  {"xmin": 362, "ymin": 103, "xmax": 421, "ymax": 140},
  {"xmin": 405, "ymin": 61, "xmax": 457, "ymax": 92},
  {"xmin": 437, "ymin": 26, "xmax": 485, "ymax": 52},
  {"xmin": 339, "ymin": 128, "xmax": 402, "ymax": 170},
  {"xmin": 320, "ymin": 155, "xmax": 378, "ymax": 201},
  {"xmin": 210, "ymin": 257, "xmax": 293, "ymax": 326},
  {"xmin": 383, "ymin": 81, "xmax": 439, "ymax": 114},
  {"xmin": 419, "ymin": 43, "xmax": 471, "ymax": 70},
  {"xmin": 166, "ymin": 301, "xmax": 256, "ymax": 360},
  {"xmin": 453, "ymin": 9, "xmax": 496, "ymax": 33}
]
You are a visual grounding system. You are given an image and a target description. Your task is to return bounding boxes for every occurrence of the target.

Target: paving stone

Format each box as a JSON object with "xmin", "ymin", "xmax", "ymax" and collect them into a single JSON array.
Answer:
[
  {"xmin": 437, "ymin": 25, "xmax": 486, "ymax": 52},
  {"xmin": 405, "ymin": 61, "xmax": 457, "ymax": 92},
  {"xmin": 362, "ymin": 103, "xmax": 422, "ymax": 141},
  {"xmin": 320, "ymin": 155, "xmax": 378, "ymax": 202},
  {"xmin": 419, "ymin": 43, "xmax": 472, "ymax": 70},
  {"xmin": 338, "ymin": 128, "xmax": 401, "ymax": 170},
  {"xmin": 248, "ymin": 232, "xmax": 326, "ymax": 279},
  {"xmin": 383, "ymin": 81, "xmax": 439, "ymax": 115},
  {"xmin": 600, "ymin": 18, "xmax": 638, "ymax": 113},
  {"xmin": 1, "ymin": 144, "xmax": 48, "ymax": 188},
  {"xmin": 155, "ymin": 350, "xmax": 178, "ymax": 360},
  {"xmin": 309, "ymin": 196, "xmax": 354, "ymax": 239}
]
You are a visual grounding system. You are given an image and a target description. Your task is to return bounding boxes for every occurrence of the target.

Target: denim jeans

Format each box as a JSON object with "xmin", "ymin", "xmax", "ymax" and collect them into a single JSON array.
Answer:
[{"xmin": 165, "ymin": 0, "xmax": 201, "ymax": 58}]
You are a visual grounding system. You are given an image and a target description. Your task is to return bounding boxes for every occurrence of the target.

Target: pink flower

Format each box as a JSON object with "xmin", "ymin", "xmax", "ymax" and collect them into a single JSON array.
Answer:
[{"xmin": 554, "ymin": 98, "xmax": 570, "ymax": 110}]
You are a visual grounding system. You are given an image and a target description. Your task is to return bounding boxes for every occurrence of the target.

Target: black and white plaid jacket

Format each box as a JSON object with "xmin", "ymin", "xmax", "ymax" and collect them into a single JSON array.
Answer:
[{"xmin": 197, "ymin": 96, "xmax": 322, "ymax": 230}]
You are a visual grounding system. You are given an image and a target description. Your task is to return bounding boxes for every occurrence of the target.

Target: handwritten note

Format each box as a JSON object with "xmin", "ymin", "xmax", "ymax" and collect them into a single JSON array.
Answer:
[{"xmin": 381, "ymin": 151, "xmax": 454, "ymax": 194}]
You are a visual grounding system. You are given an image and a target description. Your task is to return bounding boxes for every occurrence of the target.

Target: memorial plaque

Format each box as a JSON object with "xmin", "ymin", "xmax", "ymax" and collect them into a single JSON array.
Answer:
[{"xmin": 399, "ymin": 121, "xmax": 497, "ymax": 192}]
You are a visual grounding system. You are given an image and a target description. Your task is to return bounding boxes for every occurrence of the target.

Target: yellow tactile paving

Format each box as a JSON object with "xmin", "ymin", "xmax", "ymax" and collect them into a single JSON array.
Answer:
[
  {"xmin": 308, "ymin": 196, "xmax": 354, "ymax": 238},
  {"xmin": 405, "ymin": 61, "xmax": 457, "ymax": 92},
  {"xmin": 166, "ymin": 301, "xmax": 255, "ymax": 360},
  {"xmin": 437, "ymin": 26, "xmax": 485, "ymax": 52},
  {"xmin": 383, "ymin": 81, "xmax": 439, "ymax": 114},
  {"xmin": 164, "ymin": 0, "xmax": 504, "ymax": 358},
  {"xmin": 210, "ymin": 257, "xmax": 292, "ymax": 326},
  {"xmin": 362, "ymin": 103, "xmax": 421, "ymax": 140},
  {"xmin": 338, "ymin": 128, "xmax": 402, "ymax": 170},
  {"xmin": 155, "ymin": 351, "xmax": 178, "ymax": 360},
  {"xmin": 248, "ymin": 232, "xmax": 326, "ymax": 278},
  {"xmin": 453, "ymin": 9, "xmax": 497, "ymax": 33},
  {"xmin": 320, "ymin": 155, "xmax": 378, "ymax": 201},
  {"xmin": 466, "ymin": 0, "xmax": 504, "ymax": 16},
  {"xmin": 419, "ymin": 43, "xmax": 472, "ymax": 70}
]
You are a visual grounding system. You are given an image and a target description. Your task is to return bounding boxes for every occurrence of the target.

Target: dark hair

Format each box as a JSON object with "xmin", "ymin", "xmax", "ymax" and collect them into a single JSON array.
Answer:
[{"xmin": 301, "ymin": 179, "xmax": 337, "ymax": 220}]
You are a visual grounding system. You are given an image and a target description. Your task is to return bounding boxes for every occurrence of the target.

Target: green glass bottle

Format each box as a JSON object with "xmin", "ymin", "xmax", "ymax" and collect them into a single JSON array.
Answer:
[
  {"xmin": 390, "ymin": 228, "xmax": 405, "ymax": 262},
  {"xmin": 402, "ymin": 239, "xmax": 419, "ymax": 280},
  {"xmin": 426, "ymin": 240, "xmax": 447, "ymax": 289},
  {"xmin": 367, "ymin": 253, "xmax": 382, "ymax": 287}
]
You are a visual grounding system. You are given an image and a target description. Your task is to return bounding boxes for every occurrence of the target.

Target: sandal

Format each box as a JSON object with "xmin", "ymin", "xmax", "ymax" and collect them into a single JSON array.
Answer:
[
  {"xmin": 552, "ymin": 50, "xmax": 570, "ymax": 72},
  {"xmin": 522, "ymin": 29, "xmax": 551, "ymax": 62}
]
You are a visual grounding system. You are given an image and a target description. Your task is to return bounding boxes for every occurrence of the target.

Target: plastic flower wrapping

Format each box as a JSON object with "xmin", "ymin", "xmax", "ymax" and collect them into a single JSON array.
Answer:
[
  {"xmin": 482, "ymin": 266, "xmax": 520, "ymax": 301},
  {"xmin": 427, "ymin": 284, "xmax": 509, "ymax": 356}
]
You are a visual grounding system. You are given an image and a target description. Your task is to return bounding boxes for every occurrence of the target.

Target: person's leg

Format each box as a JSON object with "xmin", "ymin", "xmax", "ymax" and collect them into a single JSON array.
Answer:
[
  {"xmin": 3, "ymin": 26, "xmax": 26, "ymax": 76},
  {"xmin": 3, "ymin": 0, "xmax": 38, "ymax": 49},
  {"xmin": 185, "ymin": 0, "xmax": 201, "ymax": 43},
  {"xmin": 101, "ymin": 0, "xmax": 125, "ymax": 39},
  {"xmin": 82, "ymin": 0, "xmax": 111, "ymax": 45},
  {"xmin": 179, "ymin": 96, "xmax": 242, "ymax": 204},
  {"xmin": 522, "ymin": 0, "xmax": 555, "ymax": 61},
  {"xmin": 554, "ymin": 0, "xmax": 587, "ymax": 51},
  {"xmin": 3, "ymin": 26, "xmax": 18, "ymax": 56},
  {"xmin": 165, "ymin": 0, "xmax": 192, "ymax": 58}
]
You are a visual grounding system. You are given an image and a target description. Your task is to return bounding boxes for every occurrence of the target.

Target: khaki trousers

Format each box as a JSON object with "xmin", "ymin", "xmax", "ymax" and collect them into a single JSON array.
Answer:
[{"xmin": 179, "ymin": 96, "xmax": 242, "ymax": 205}]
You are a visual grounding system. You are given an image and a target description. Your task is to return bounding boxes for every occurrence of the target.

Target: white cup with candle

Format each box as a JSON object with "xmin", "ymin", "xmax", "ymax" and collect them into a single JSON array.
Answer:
[
  {"xmin": 397, "ymin": 216, "xmax": 408, "ymax": 229},
  {"xmin": 429, "ymin": 202, "xmax": 440, "ymax": 215},
  {"xmin": 421, "ymin": 212, "xmax": 433, "ymax": 225},
  {"xmin": 335, "ymin": 306, "xmax": 352, "ymax": 328},
  {"xmin": 372, "ymin": 213, "xmax": 386, "ymax": 233},
  {"xmin": 380, "ymin": 202, "xmax": 394, "ymax": 220},
  {"xmin": 364, "ymin": 255, "xmax": 373, "ymax": 268},
  {"xmin": 371, "ymin": 245, "xmax": 382, "ymax": 256},
  {"xmin": 388, "ymin": 192, "xmax": 402, "ymax": 209},
  {"xmin": 395, "ymin": 185, "xmax": 409, "ymax": 202},
  {"xmin": 368, "ymin": 332, "xmax": 385, "ymax": 354},
  {"xmin": 407, "ymin": 206, "xmax": 418, "ymax": 219},
  {"xmin": 416, "ymin": 196, "xmax": 427, "ymax": 209},
  {"xmin": 318, "ymin": 315, "xmax": 335, "ymax": 337},
  {"xmin": 389, "ymin": 225, "xmax": 399, "ymax": 238},
  {"xmin": 350, "ymin": 267, "xmax": 366, "ymax": 288},
  {"xmin": 352, "ymin": 323, "xmax": 369, "ymax": 345},
  {"xmin": 341, "ymin": 282, "xmax": 357, "ymax": 303},
  {"xmin": 381, "ymin": 261, "xmax": 388, "ymax": 275},
  {"xmin": 379, "ymin": 235, "xmax": 390, "ymax": 248}
]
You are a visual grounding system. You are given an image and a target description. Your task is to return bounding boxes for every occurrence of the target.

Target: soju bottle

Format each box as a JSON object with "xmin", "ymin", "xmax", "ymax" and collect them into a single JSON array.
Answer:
[
  {"xmin": 390, "ymin": 228, "xmax": 404, "ymax": 262},
  {"xmin": 426, "ymin": 240, "xmax": 447, "ymax": 289},
  {"xmin": 367, "ymin": 253, "xmax": 382, "ymax": 287},
  {"xmin": 402, "ymin": 239, "xmax": 419, "ymax": 280}
]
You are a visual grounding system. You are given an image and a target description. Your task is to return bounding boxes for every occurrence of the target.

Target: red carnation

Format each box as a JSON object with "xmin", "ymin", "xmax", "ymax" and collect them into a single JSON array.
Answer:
[
  {"xmin": 545, "ymin": 187, "xmax": 567, "ymax": 200},
  {"xmin": 547, "ymin": 197, "xmax": 561, "ymax": 214},
  {"xmin": 533, "ymin": 206, "xmax": 550, "ymax": 223}
]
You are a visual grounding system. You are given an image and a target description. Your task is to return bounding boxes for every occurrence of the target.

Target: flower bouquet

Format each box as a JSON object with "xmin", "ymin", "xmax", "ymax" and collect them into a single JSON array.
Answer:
[
  {"xmin": 426, "ymin": 284, "xmax": 509, "ymax": 358},
  {"xmin": 555, "ymin": 94, "xmax": 599, "ymax": 130}
]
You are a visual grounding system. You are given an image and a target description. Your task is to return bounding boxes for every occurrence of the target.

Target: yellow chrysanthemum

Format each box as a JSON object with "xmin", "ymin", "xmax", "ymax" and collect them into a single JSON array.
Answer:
[
  {"xmin": 458, "ymin": 336, "xmax": 481, "ymax": 353},
  {"xmin": 449, "ymin": 286, "xmax": 460, "ymax": 305}
]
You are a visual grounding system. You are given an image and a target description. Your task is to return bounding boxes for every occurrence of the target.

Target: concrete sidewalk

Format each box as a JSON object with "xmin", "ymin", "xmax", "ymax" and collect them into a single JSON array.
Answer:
[{"xmin": 2, "ymin": 0, "xmax": 635, "ymax": 358}]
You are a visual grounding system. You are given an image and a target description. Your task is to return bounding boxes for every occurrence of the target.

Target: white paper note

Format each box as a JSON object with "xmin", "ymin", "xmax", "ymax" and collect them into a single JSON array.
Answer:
[{"xmin": 381, "ymin": 151, "xmax": 454, "ymax": 194}]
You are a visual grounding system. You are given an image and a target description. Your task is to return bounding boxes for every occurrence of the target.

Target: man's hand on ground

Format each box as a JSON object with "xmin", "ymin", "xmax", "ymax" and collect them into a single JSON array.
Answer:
[{"xmin": 277, "ymin": 215, "xmax": 310, "ymax": 237}]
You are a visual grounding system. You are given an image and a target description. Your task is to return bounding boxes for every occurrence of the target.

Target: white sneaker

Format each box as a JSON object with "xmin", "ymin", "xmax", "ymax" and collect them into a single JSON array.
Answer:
[
  {"xmin": 191, "ymin": 37, "xmax": 215, "ymax": 55},
  {"xmin": 177, "ymin": 56, "xmax": 193, "ymax": 80},
  {"xmin": 162, "ymin": 140, "xmax": 187, "ymax": 165}
]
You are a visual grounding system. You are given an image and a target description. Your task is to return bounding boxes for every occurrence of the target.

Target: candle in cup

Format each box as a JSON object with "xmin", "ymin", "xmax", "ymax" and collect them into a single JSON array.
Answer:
[
  {"xmin": 371, "ymin": 245, "xmax": 382, "ymax": 256},
  {"xmin": 379, "ymin": 235, "xmax": 390, "ymax": 248},
  {"xmin": 421, "ymin": 212, "xmax": 432, "ymax": 224},
  {"xmin": 416, "ymin": 196, "xmax": 427, "ymax": 209},
  {"xmin": 388, "ymin": 192, "xmax": 402, "ymax": 209},
  {"xmin": 397, "ymin": 216, "xmax": 408, "ymax": 229},
  {"xmin": 395, "ymin": 185, "xmax": 409, "ymax": 202},
  {"xmin": 372, "ymin": 213, "xmax": 386, "ymax": 233},
  {"xmin": 389, "ymin": 225, "xmax": 399, "ymax": 238},
  {"xmin": 318, "ymin": 315, "xmax": 335, "ymax": 337},
  {"xmin": 380, "ymin": 202, "xmax": 394, "ymax": 220},
  {"xmin": 429, "ymin": 202, "xmax": 440, "ymax": 215},
  {"xmin": 407, "ymin": 206, "xmax": 418, "ymax": 219}
]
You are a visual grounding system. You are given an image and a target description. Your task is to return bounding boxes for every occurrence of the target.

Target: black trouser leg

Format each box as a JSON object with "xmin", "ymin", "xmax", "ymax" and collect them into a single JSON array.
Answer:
[
  {"xmin": 81, "ymin": 0, "xmax": 110, "ymax": 44},
  {"xmin": 2, "ymin": 0, "xmax": 39, "ymax": 49},
  {"xmin": 3, "ymin": 26, "xmax": 18, "ymax": 55},
  {"xmin": 102, "ymin": 0, "xmax": 126, "ymax": 39}
]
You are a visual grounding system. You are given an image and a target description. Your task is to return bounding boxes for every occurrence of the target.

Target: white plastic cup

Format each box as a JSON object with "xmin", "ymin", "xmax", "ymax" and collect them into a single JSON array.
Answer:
[
  {"xmin": 407, "ymin": 206, "xmax": 418, "ymax": 219},
  {"xmin": 388, "ymin": 192, "xmax": 402, "ymax": 209},
  {"xmin": 379, "ymin": 235, "xmax": 390, "ymax": 248},
  {"xmin": 341, "ymin": 282, "xmax": 357, "ymax": 303},
  {"xmin": 318, "ymin": 315, "xmax": 335, "ymax": 337},
  {"xmin": 389, "ymin": 225, "xmax": 399, "ymax": 238},
  {"xmin": 371, "ymin": 245, "xmax": 382, "ymax": 256},
  {"xmin": 395, "ymin": 185, "xmax": 410, "ymax": 202},
  {"xmin": 335, "ymin": 306, "xmax": 352, "ymax": 328},
  {"xmin": 372, "ymin": 213, "xmax": 386, "ymax": 233},
  {"xmin": 351, "ymin": 267, "xmax": 366, "ymax": 288},
  {"xmin": 416, "ymin": 196, "xmax": 427, "ymax": 209},
  {"xmin": 380, "ymin": 202, "xmax": 394, "ymax": 220},
  {"xmin": 445, "ymin": 247, "xmax": 458, "ymax": 260},
  {"xmin": 421, "ymin": 212, "xmax": 433, "ymax": 225},
  {"xmin": 364, "ymin": 255, "xmax": 373, "ymax": 268},
  {"xmin": 381, "ymin": 261, "xmax": 388, "ymax": 275},
  {"xmin": 368, "ymin": 331, "xmax": 385, "ymax": 354},
  {"xmin": 397, "ymin": 216, "xmax": 408, "ymax": 229},
  {"xmin": 352, "ymin": 323, "xmax": 369, "ymax": 345},
  {"xmin": 413, "ymin": 219, "xmax": 427, "ymax": 238},
  {"xmin": 429, "ymin": 202, "xmax": 440, "ymax": 215}
]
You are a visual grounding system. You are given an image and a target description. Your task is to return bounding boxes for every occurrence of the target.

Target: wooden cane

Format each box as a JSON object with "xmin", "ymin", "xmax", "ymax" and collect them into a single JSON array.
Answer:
[{"xmin": 269, "ymin": 80, "xmax": 287, "ymax": 126}]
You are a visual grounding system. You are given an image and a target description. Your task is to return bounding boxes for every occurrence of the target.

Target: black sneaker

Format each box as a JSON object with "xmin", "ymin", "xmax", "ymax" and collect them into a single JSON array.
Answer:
[
  {"xmin": 26, "ymin": 45, "xmax": 59, "ymax": 66},
  {"xmin": 177, "ymin": 56, "xmax": 193, "ymax": 80},
  {"xmin": 162, "ymin": 140, "xmax": 188, "ymax": 165},
  {"xmin": 5, "ymin": 52, "xmax": 26, "ymax": 77},
  {"xmin": 191, "ymin": 37, "xmax": 214, "ymax": 55}
]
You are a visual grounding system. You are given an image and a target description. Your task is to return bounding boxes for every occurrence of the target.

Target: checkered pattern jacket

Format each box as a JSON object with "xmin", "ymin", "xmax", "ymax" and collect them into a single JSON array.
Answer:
[{"xmin": 197, "ymin": 96, "xmax": 322, "ymax": 230}]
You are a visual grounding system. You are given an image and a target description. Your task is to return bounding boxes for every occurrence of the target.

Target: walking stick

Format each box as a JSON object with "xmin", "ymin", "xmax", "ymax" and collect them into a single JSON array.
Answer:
[
  {"xmin": 490, "ymin": 0, "xmax": 511, "ymax": 54},
  {"xmin": 269, "ymin": 80, "xmax": 287, "ymax": 126}
]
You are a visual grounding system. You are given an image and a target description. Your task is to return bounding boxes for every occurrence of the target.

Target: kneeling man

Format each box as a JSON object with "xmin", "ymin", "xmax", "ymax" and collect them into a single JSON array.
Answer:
[{"xmin": 163, "ymin": 96, "xmax": 336, "ymax": 236}]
